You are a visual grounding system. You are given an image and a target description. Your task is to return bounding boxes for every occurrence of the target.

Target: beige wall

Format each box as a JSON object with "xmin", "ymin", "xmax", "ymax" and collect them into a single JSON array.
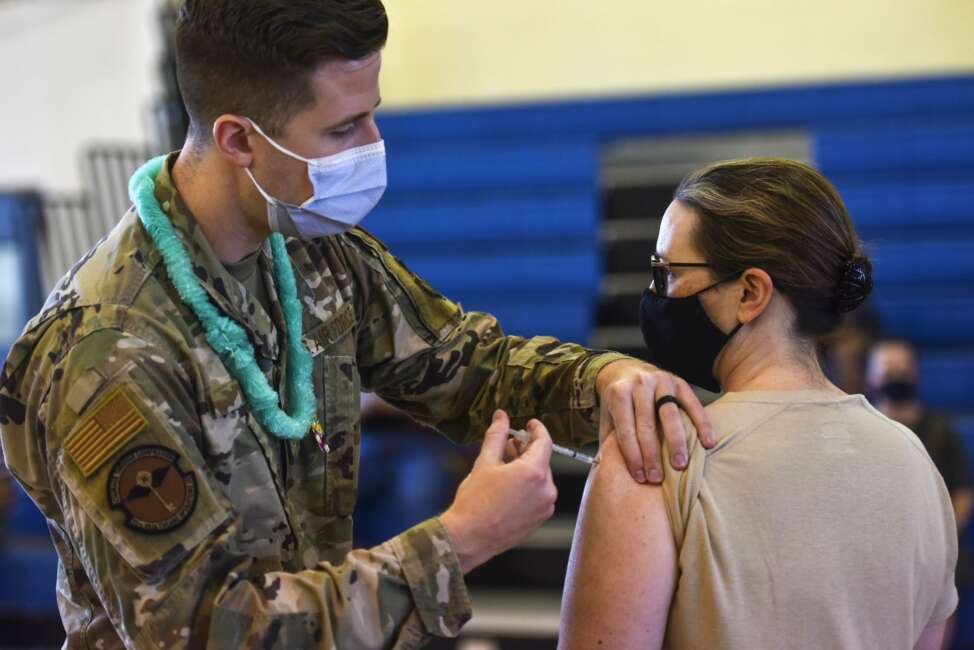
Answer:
[
  {"xmin": 0, "ymin": 0, "xmax": 162, "ymax": 193},
  {"xmin": 380, "ymin": 0, "xmax": 974, "ymax": 108},
  {"xmin": 1, "ymin": 1, "xmax": 972, "ymax": 191}
]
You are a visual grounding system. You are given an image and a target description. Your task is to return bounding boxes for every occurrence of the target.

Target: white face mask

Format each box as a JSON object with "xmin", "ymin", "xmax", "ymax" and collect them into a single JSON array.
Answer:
[{"xmin": 244, "ymin": 119, "xmax": 387, "ymax": 240}]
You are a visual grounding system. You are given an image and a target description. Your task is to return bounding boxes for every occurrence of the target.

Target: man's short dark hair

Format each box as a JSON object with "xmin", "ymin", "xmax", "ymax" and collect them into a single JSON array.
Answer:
[{"xmin": 175, "ymin": 0, "xmax": 388, "ymax": 143}]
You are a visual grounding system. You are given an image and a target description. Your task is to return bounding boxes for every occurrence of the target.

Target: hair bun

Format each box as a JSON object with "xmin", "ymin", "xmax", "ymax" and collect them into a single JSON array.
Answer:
[{"xmin": 834, "ymin": 256, "xmax": 873, "ymax": 313}]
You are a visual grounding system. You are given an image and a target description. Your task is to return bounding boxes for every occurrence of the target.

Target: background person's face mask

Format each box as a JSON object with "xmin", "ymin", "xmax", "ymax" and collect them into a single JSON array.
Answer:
[
  {"xmin": 876, "ymin": 379, "xmax": 918, "ymax": 403},
  {"xmin": 638, "ymin": 279, "xmax": 742, "ymax": 393},
  {"xmin": 244, "ymin": 119, "xmax": 387, "ymax": 240}
]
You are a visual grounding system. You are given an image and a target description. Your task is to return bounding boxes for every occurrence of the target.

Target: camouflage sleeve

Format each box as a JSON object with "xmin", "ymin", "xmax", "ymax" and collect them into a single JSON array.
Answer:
[
  {"xmin": 342, "ymin": 229, "xmax": 630, "ymax": 447},
  {"xmin": 33, "ymin": 325, "xmax": 470, "ymax": 649}
]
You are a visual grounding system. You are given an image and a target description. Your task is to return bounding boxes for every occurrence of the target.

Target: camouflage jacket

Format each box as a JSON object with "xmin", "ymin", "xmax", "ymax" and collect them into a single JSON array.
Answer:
[{"xmin": 0, "ymin": 155, "xmax": 626, "ymax": 649}]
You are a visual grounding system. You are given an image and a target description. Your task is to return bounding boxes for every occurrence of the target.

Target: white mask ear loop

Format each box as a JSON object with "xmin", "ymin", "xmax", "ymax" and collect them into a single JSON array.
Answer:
[
  {"xmin": 247, "ymin": 119, "xmax": 312, "ymax": 165},
  {"xmin": 243, "ymin": 167, "xmax": 275, "ymax": 203},
  {"xmin": 243, "ymin": 167, "xmax": 283, "ymax": 233}
]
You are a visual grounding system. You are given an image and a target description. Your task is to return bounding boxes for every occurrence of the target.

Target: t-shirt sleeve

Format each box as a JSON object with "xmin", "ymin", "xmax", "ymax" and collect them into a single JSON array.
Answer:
[
  {"xmin": 928, "ymin": 469, "xmax": 960, "ymax": 624},
  {"xmin": 660, "ymin": 412, "xmax": 704, "ymax": 550}
]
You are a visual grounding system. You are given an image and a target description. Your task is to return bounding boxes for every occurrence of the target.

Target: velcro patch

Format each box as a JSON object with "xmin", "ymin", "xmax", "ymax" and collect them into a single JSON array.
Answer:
[
  {"xmin": 65, "ymin": 387, "xmax": 148, "ymax": 478},
  {"xmin": 108, "ymin": 445, "xmax": 197, "ymax": 534},
  {"xmin": 303, "ymin": 301, "xmax": 356, "ymax": 356}
]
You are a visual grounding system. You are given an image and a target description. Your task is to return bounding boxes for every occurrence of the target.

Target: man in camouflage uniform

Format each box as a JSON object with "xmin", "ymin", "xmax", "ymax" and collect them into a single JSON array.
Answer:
[{"xmin": 0, "ymin": 1, "xmax": 710, "ymax": 647}]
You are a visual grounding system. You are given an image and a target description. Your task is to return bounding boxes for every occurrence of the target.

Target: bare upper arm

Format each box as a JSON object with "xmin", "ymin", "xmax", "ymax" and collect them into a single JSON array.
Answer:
[
  {"xmin": 915, "ymin": 621, "xmax": 946, "ymax": 650},
  {"xmin": 559, "ymin": 435, "xmax": 678, "ymax": 650}
]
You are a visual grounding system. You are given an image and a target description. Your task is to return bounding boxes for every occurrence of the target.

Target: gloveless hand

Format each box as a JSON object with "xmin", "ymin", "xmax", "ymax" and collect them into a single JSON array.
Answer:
[
  {"xmin": 596, "ymin": 359, "xmax": 715, "ymax": 483},
  {"xmin": 440, "ymin": 410, "xmax": 557, "ymax": 574}
]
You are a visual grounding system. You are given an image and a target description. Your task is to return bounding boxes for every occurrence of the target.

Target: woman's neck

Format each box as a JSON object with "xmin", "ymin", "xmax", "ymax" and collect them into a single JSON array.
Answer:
[{"xmin": 717, "ymin": 323, "xmax": 841, "ymax": 395}]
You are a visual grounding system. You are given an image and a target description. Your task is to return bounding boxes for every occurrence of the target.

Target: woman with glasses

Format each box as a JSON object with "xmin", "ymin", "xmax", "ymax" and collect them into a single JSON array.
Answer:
[{"xmin": 559, "ymin": 159, "xmax": 957, "ymax": 649}]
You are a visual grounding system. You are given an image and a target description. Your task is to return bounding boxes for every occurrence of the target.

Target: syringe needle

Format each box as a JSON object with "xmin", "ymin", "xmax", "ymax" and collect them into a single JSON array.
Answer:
[{"xmin": 509, "ymin": 429, "xmax": 599, "ymax": 466}]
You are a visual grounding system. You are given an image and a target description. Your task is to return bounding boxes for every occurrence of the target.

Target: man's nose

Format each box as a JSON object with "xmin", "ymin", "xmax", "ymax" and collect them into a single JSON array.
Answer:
[{"xmin": 364, "ymin": 116, "xmax": 382, "ymax": 143}]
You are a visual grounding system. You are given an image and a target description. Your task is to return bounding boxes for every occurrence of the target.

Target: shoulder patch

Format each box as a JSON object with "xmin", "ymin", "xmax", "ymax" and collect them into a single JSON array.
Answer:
[
  {"xmin": 64, "ymin": 387, "xmax": 148, "ymax": 477},
  {"xmin": 107, "ymin": 445, "xmax": 197, "ymax": 535},
  {"xmin": 65, "ymin": 367, "xmax": 107, "ymax": 415}
]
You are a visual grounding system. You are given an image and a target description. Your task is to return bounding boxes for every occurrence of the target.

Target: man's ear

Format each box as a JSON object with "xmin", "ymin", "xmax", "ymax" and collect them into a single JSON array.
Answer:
[
  {"xmin": 212, "ymin": 115, "xmax": 255, "ymax": 168},
  {"xmin": 737, "ymin": 268, "xmax": 774, "ymax": 325}
]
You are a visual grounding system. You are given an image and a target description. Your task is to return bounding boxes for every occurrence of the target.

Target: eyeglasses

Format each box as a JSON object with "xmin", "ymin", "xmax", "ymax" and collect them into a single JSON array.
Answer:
[{"xmin": 650, "ymin": 253, "xmax": 712, "ymax": 297}]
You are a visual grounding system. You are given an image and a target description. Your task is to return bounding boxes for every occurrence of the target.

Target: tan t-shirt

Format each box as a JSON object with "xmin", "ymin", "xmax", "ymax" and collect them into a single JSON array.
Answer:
[{"xmin": 661, "ymin": 389, "xmax": 958, "ymax": 650}]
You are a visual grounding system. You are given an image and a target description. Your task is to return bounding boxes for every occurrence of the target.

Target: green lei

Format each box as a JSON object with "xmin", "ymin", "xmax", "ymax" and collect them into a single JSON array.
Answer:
[{"xmin": 128, "ymin": 156, "xmax": 318, "ymax": 441}]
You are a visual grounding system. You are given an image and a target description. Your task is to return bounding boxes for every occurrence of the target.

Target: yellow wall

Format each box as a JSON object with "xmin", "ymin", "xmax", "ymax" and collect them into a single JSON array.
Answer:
[{"xmin": 380, "ymin": 0, "xmax": 974, "ymax": 108}]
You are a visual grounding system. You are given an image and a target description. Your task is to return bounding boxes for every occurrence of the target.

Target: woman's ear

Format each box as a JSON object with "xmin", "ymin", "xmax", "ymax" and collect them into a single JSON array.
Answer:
[{"xmin": 737, "ymin": 268, "xmax": 774, "ymax": 325}]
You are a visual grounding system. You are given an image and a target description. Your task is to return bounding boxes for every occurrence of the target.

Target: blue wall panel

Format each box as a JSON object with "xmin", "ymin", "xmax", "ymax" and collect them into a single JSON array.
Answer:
[
  {"xmin": 0, "ymin": 193, "xmax": 45, "ymax": 345},
  {"xmin": 372, "ymin": 74, "xmax": 974, "ymax": 379},
  {"xmin": 387, "ymin": 139, "xmax": 598, "ymax": 192},
  {"xmin": 815, "ymin": 121, "xmax": 974, "ymax": 175},
  {"xmin": 369, "ymin": 186, "xmax": 598, "ymax": 247},
  {"xmin": 867, "ymin": 241, "xmax": 974, "ymax": 286},
  {"xmin": 378, "ymin": 76, "xmax": 974, "ymax": 143},
  {"xmin": 0, "ymin": 194, "xmax": 49, "ymax": 541},
  {"xmin": 0, "ymin": 545, "xmax": 59, "ymax": 612},
  {"xmin": 839, "ymin": 180, "xmax": 974, "ymax": 236},
  {"xmin": 874, "ymin": 294, "xmax": 974, "ymax": 346},
  {"xmin": 919, "ymin": 351, "xmax": 974, "ymax": 412},
  {"xmin": 399, "ymin": 249, "xmax": 599, "ymax": 295}
]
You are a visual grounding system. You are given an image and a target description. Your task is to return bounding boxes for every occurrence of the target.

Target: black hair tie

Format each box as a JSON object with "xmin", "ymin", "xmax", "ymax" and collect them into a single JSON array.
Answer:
[{"xmin": 834, "ymin": 257, "xmax": 873, "ymax": 313}]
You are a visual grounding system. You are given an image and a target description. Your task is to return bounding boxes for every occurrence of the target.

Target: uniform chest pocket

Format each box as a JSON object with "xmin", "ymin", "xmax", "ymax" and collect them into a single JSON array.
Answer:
[{"xmin": 317, "ymin": 354, "xmax": 361, "ymax": 516}]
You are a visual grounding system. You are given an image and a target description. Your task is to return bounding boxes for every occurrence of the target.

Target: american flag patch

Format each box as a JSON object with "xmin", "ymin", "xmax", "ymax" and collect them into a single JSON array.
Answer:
[{"xmin": 64, "ymin": 388, "xmax": 148, "ymax": 478}]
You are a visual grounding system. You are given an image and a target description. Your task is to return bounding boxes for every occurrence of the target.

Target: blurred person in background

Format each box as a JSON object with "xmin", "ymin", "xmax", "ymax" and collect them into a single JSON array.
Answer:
[
  {"xmin": 866, "ymin": 340, "xmax": 972, "ymax": 532},
  {"xmin": 820, "ymin": 306, "xmax": 884, "ymax": 395},
  {"xmin": 560, "ymin": 159, "xmax": 957, "ymax": 650}
]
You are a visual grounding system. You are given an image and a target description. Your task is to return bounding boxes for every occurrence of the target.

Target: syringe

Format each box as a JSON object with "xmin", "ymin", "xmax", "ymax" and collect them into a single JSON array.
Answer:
[{"xmin": 509, "ymin": 429, "xmax": 599, "ymax": 466}]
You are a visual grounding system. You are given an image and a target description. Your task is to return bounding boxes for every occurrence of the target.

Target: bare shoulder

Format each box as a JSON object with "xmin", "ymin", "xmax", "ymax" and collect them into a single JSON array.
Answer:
[{"xmin": 593, "ymin": 434, "xmax": 657, "ymax": 495}]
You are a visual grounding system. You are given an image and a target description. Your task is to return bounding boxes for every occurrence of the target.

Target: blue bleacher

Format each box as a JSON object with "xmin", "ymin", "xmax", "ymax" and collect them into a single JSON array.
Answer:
[
  {"xmin": 387, "ymin": 138, "xmax": 598, "ymax": 193},
  {"xmin": 369, "ymin": 134, "xmax": 602, "ymax": 344},
  {"xmin": 917, "ymin": 352, "xmax": 974, "ymax": 413},
  {"xmin": 839, "ymin": 178, "xmax": 974, "ymax": 237},
  {"xmin": 0, "ymin": 192, "xmax": 58, "ymax": 616},
  {"xmin": 373, "ymin": 76, "xmax": 974, "ymax": 416},
  {"xmin": 817, "ymin": 118, "xmax": 974, "ymax": 416},
  {"xmin": 378, "ymin": 76, "xmax": 974, "ymax": 144},
  {"xmin": 873, "ymin": 292, "xmax": 974, "ymax": 346},
  {"xmin": 868, "ymin": 240, "xmax": 974, "ymax": 286},
  {"xmin": 815, "ymin": 120, "xmax": 974, "ymax": 176},
  {"xmin": 371, "ymin": 187, "xmax": 599, "ymax": 247},
  {"xmin": 0, "ymin": 543, "xmax": 59, "ymax": 612}
]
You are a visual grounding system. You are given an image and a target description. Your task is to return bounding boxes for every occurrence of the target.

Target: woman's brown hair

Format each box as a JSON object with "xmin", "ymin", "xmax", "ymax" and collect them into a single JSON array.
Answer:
[{"xmin": 674, "ymin": 158, "xmax": 872, "ymax": 337}]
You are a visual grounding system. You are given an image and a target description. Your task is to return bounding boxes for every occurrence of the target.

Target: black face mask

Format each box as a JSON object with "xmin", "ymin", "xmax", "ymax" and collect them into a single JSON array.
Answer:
[
  {"xmin": 638, "ymin": 282, "xmax": 742, "ymax": 393},
  {"xmin": 877, "ymin": 379, "xmax": 917, "ymax": 404}
]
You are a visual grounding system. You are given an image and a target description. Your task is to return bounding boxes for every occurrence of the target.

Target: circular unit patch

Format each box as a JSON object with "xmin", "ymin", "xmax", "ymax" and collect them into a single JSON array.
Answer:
[{"xmin": 108, "ymin": 445, "xmax": 198, "ymax": 535}]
